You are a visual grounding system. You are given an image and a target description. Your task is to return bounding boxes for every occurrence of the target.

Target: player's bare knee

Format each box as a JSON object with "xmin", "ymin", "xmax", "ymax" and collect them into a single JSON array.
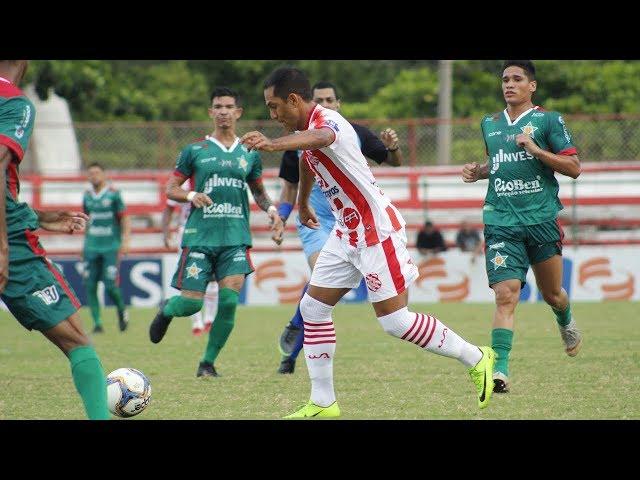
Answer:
[
  {"xmin": 218, "ymin": 276, "xmax": 244, "ymax": 292},
  {"xmin": 541, "ymin": 288, "xmax": 563, "ymax": 307},
  {"xmin": 44, "ymin": 320, "xmax": 91, "ymax": 354},
  {"xmin": 493, "ymin": 283, "xmax": 520, "ymax": 308}
]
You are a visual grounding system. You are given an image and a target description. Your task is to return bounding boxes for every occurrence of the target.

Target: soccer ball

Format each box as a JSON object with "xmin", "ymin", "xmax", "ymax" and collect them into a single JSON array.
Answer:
[{"xmin": 106, "ymin": 368, "xmax": 152, "ymax": 418}]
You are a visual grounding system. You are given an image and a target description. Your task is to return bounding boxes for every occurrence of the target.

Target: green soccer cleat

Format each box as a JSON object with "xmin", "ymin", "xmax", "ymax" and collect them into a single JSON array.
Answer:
[
  {"xmin": 283, "ymin": 400, "xmax": 341, "ymax": 419},
  {"xmin": 468, "ymin": 346, "xmax": 496, "ymax": 409}
]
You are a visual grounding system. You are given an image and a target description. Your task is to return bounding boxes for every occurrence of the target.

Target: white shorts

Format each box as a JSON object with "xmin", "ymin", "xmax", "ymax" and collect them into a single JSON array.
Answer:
[{"xmin": 310, "ymin": 228, "xmax": 419, "ymax": 303}]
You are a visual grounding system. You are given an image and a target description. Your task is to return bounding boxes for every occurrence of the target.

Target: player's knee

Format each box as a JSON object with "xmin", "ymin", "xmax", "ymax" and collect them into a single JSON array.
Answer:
[
  {"xmin": 493, "ymin": 283, "xmax": 520, "ymax": 308},
  {"xmin": 300, "ymin": 293, "xmax": 333, "ymax": 324},
  {"xmin": 48, "ymin": 324, "xmax": 91, "ymax": 354},
  {"xmin": 540, "ymin": 287, "xmax": 563, "ymax": 307}
]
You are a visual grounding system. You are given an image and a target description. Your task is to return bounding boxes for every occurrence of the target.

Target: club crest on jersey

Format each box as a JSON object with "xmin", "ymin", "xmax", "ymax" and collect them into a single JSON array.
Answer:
[
  {"xmin": 102, "ymin": 198, "xmax": 112, "ymax": 207},
  {"xmin": 237, "ymin": 156, "xmax": 248, "ymax": 171},
  {"xmin": 520, "ymin": 121, "xmax": 538, "ymax": 139},
  {"xmin": 306, "ymin": 152, "xmax": 320, "ymax": 166},
  {"xmin": 365, "ymin": 273, "xmax": 382, "ymax": 292},
  {"xmin": 342, "ymin": 208, "xmax": 361, "ymax": 230}
]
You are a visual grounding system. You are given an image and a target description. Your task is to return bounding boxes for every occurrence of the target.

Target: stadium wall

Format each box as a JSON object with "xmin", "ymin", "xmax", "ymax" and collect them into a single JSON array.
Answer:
[{"xmin": 36, "ymin": 246, "xmax": 637, "ymax": 308}]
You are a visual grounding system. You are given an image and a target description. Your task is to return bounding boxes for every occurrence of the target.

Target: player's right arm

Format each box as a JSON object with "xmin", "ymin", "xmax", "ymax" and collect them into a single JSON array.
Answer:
[
  {"xmin": 166, "ymin": 174, "xmax": 212, "ymax": 208},
  {"xmin": 0, "ymin": 147, "xmax": 11, "ymax": 293},
  {"xmin": 168, "ymin": 147, "xmax": 212, "ymax": 208},
  {"xmin": 462, "ymin": 162, "xmax": 489, "ymax": 182},
  {"xmin": 241, "ymin": 128, "xmax": 335, "ymax": 152},
  {"xmin": 462, "ymin": 116, "xmax": 491, "ymax": 183}
]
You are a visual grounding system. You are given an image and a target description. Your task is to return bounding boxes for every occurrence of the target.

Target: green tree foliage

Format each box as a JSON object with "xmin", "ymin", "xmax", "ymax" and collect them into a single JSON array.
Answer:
[
  {"xmin": 26, "ymin": 60, "xmax": 640, "ymax": 122},
  {"xmin": 27, "ymin": 60, "xmax": 208, "ymax": 121}
]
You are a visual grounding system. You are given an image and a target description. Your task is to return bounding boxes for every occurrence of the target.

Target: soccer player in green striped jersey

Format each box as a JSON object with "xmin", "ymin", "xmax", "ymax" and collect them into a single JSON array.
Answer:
[
  {"xmin": 82, "ymin": 163, "xmax": 131, "ymax": 333},
  {"xmin": 149, "ymin": 87, "xmax": 284, "ymax": 378},
  {"xmin": 462, "ymin": 60, "xmax": 583, "ymax": 394},
  {"xmin": 0, "ymin": 60, "xmax": 109, "ymax": 419}
]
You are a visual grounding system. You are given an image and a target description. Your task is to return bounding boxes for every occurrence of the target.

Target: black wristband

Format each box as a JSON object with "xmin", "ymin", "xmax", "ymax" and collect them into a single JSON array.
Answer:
[{"xmin": 387, "ymin": 146, "xmax": 399, "ymax": 152}]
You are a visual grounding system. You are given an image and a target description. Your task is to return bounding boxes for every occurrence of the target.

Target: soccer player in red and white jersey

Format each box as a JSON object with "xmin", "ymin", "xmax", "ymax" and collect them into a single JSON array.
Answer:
[
  {"xmin": 161, "ymin": 179, "xmax": 218, "ymax": 336},
  {"xmin": 241, "ymin": 66, "xmax": 496, "ymax": 418}
]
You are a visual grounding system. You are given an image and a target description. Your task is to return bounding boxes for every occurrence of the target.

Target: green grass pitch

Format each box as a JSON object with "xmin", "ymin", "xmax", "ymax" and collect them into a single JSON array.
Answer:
[{"xmin": 0, "ymin": 301, "xmax": 638, "ymax": 419}]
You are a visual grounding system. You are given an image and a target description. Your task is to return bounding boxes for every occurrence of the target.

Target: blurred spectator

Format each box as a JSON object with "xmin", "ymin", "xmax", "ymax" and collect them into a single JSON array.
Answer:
[
  {"xmin": 456, "ymin": 220, "xmax": 484, "ymax": 263},
  {"xmin": 417, "ymin": 221, "xmax": 447, "ymax": 256}
]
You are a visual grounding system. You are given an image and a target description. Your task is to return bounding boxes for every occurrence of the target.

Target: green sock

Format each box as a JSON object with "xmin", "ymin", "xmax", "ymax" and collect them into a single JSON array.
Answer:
[
  {"xmin": 552, "ymin": 303, "xmax": 572, "ymax": 327},
  {"xmin": 68, "ymin": 345, "xmax": 110, "ymax": 420},
  {"xmin": 492, "ymin": 328, "xmax": 514, "ymax": 377},
  {"xmin": 163, "ymin": 295, "xmax": 203, "ymax": 317},
  {"xmin": 86, "ymin": 282, "xmax": 102, "ymax": 327},
  {"xmin": 202, "ymin": 288, "xmax": 239, "ymax": 364},
  {"xmin": 105, "ymin": 284, "xmax": 126, "ymax": 313}
]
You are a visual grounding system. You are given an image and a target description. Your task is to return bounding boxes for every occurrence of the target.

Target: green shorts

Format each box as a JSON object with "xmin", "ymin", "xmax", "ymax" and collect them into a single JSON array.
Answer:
[
  {"xmin": 171, "ymin": 245, "xmax": 254, "ymax": 293},
  {"xmin": 1, "ymin": 230, "xmax": 81, "ymax": 331},
  {"xmin": 83, "ymin": 249, "xmax": 120, "ymax": 284},
  {"xmin": 484, "ymin": 219, "xmax": 564, "ymax": 288}
]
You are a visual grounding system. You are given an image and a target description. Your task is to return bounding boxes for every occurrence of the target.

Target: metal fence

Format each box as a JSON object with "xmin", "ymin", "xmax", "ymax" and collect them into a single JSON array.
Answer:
[{"xmin": 63, "ymin": 114, "xmax": 640, "ymax": 171}]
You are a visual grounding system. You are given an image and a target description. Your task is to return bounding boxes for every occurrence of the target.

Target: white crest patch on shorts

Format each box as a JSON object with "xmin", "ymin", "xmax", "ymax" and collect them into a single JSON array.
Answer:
[{"xmin": 365, "ymin": 273, "xmax": 383, "ymax": 292}]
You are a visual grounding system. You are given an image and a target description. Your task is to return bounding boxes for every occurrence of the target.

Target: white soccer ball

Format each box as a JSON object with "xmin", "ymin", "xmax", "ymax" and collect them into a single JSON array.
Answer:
[{"xmin": 106, "ymin": 368, "xmax": 152, "ymax": 418}]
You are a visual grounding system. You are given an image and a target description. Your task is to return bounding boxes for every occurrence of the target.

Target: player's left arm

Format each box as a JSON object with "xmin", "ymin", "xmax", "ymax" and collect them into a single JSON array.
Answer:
[
  {"xmin": 516, "ymin": 114, "xmax": 581, "ymax": 179},
  {"xmin": 379, "ymin": 128, "xmax": 403, "ymax": 166},
  {"xmin": 241, "ymin": 128, "xmax": 335, "ymax": 152},
  {"xmin": 115, "ymin": 191, "xmax": 131, "ymax": 255},
  {"xmin": 35, "ymin": 210, "xmax": 90, "ymax": 233},
  {"xmin": 247, "ymin": 155, "xmax": 284, "ymax": 245}
]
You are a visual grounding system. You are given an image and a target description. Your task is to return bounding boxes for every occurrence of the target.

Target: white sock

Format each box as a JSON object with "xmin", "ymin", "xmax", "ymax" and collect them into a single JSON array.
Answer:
[
  {"xmin": 300, "ymin": 293, "xmax": 336, "ymax": 407},
  {"xmin": 203, "ymin": 282, "xmax": 218, "ymax": 325},
  {"xmin": 191, "ymin": 310, "xmax": 203, "ymax": 329},
  {"xmin": 377, "ymin": 307, "xmax": 482, "ymax": 368}
]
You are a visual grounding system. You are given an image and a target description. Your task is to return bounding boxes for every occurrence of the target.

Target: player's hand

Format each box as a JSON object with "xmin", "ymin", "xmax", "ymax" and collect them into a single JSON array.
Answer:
[
  {"xmin": 240, "ymin": 131, "xmax": 276, "ymax": 152},
  {"xmin": 269, "ymin": 211, "xmax": 285, "ymax": 246},
  {"xmin": 0, "ymin": 245, "xmax": 8, "ymax": 294},
  {"xmin": 39, "ymin": 211, "xmax": 89, "ymax": 233},
  {"xmin": 190, "ymin": 193, "xmax": 213, "ymax": 209},
  {"xmin": 380, "ymin": 128, "xmax": 399, "ymax": 150},
  {"xmin": 515, "ymin": 133, "xmax": 540, "ymax": 156},
  {"xmin": 462, "ymin": 162, "xmax": 481, "ymax": 183},
  {"xmin": 299, "ymin": 204, "xmax": 320, "ymax": 230}
]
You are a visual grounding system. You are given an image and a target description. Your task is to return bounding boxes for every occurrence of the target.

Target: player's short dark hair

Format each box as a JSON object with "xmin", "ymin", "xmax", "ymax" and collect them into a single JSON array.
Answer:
[
  {"xmin": 87, "ymin": 162, "xmax": 105, "ymax": 171},
  {"xmin": 502, "ymin": 60, "xmax": 536, "ymax": 80},
  {"xmin": 425, "ymin": 221, "xmax": 433, "ymax": 228},
  {"xmin": 312, "ymin": 81, "xmax": 339, "ymax": 99},
  {"xmin": 210, "ymin": 87, "xmax": 240, "ymax": 106},
  {"xmin": 264, "ymin": 67, "xmax": 312, "ymax": 101}
]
